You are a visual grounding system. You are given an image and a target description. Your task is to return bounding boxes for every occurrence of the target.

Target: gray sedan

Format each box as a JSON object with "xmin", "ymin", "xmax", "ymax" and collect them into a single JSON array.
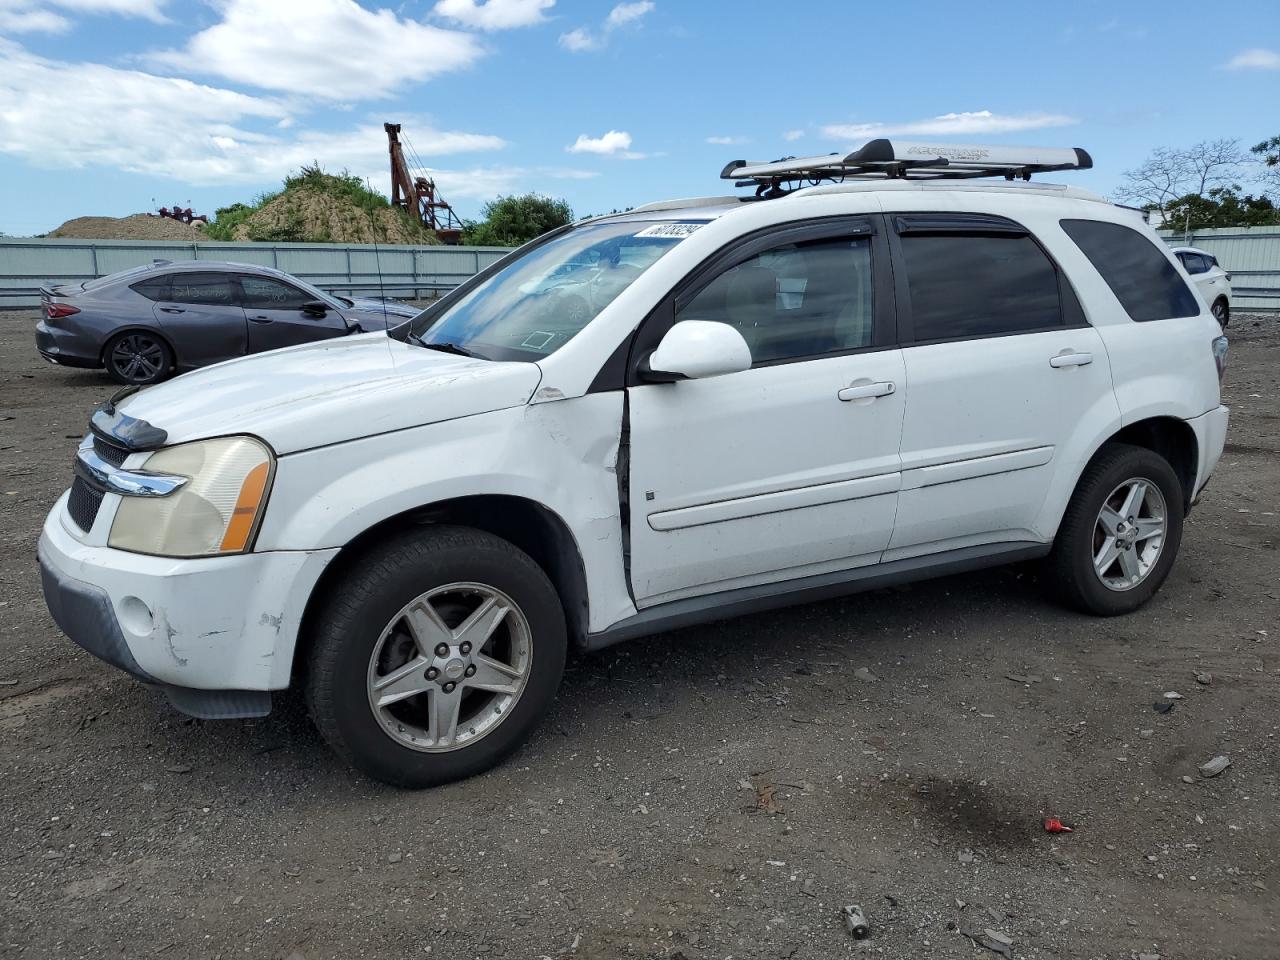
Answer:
[{"xmin": 35, "ymin": 260, "xmax": 420, "ymax": 385}]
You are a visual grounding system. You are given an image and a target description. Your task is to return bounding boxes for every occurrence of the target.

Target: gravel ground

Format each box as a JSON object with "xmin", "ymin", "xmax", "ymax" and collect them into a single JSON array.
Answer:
[{"xmin": 1, "ymin": 312, "xmax": 1277, "ymax": 960}]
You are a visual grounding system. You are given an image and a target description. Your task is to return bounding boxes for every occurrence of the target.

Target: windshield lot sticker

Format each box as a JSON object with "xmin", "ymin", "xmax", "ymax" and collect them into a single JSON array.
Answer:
[{"xmin": 635, "ymin": 222, "xmax": 703, "ymax": 239}]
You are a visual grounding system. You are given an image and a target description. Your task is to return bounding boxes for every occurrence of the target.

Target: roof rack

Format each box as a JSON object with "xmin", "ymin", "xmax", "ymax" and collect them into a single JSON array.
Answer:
[{"xmin": 722, "ymin": 139, "xmax": 1092, "ymax": 197}]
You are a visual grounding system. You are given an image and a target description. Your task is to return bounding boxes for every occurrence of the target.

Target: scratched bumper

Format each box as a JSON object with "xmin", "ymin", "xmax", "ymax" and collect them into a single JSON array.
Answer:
[{"xmin": 38, "ymin": 492, "xmax": 337, "ymax": 692}]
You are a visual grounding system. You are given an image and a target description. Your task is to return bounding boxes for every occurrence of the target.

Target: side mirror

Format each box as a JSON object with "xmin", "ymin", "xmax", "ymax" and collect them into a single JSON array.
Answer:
[
  {"xmin": 301, "ymin": 300, "xmax": 329, "ymax": 317},
  {"xmin": 644, "ymin": 320, "xmax": 752, "ymax": 381}
]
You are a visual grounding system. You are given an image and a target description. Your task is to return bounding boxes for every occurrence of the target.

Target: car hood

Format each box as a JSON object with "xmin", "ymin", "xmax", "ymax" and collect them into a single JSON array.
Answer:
[{"xmin": 114, "ymin": 333, "xmax": 542, "ymax": 455}]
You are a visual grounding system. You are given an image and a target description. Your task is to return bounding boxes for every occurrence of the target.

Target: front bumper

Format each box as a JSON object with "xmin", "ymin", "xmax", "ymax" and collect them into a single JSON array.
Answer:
[{"xmin": 38, "ymin": 492, "xmax": 338, "ymax": 716}]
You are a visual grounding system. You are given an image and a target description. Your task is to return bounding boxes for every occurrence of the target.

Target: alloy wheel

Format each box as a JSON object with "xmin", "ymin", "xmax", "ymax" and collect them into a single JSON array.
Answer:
[
  {"xmin": 1092, "ymin": 477, "xmax": 1167, "ymax": 591},
  {"xmin": 366, "ymin": 582, "xmax": 532, "ymax": 753},
  {"xmin": 109, "ymin": 334, "xmax": 166, "ymax": 383}
]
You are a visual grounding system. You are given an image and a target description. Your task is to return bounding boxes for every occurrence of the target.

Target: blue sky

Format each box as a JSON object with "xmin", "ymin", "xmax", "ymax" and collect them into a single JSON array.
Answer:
[{"xmin": 0, "ymin": 0, "xmax": 1278, "ymax": 236}]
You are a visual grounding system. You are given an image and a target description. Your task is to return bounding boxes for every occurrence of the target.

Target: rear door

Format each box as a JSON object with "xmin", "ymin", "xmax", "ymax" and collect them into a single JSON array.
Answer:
[
  {"xmin": 152, "ymin": 272, "xmax": 247, "ymax": 367},
  {"xmin": 625, "ymin": 217, "xmax": 907, "ymax": 606},
  {"xmin": 886, "ymin": 213, "xmax": 1119, "ymax": 558},
  {"xmin": 238, "ymin": 275, "xmax": 348, "ymax": 353}
]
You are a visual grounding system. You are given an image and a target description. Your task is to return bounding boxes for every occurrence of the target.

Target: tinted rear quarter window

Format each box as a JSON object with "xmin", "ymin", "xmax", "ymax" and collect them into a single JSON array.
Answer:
[
  {"xmin": 1061, "ymin": 220, "xmax": 1198, "ymax": 322},
  {"xmin": 899, "ymin": 232, "xmax": 1063, "ymax": 341},
  {"xmin": 130, "ymin": 276, "xmax": 171, "ymax": 301}
]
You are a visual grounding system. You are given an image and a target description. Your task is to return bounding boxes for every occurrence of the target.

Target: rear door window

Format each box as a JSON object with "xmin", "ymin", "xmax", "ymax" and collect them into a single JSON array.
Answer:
[
  {"xmin": 896, "ymin": 227, "xmax": 1064, "ymax": 342},
  {"xmin": 167, "ymin": 274, "xmax": 239, "ymax": 307},
  {"xmin": 1061, "ymin": 220, "xmax": 1198, "ymax": 322},
  {"xmin": 1181, "ymin": 252, "xmax": 1209, "ymax": 275}
]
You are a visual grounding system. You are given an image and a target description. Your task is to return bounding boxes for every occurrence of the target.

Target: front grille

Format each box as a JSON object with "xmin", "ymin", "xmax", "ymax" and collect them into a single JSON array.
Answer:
[
  {"xmin": 93, "ymin": 436, "xmax": 129, "ymax": 467},
  {"xmin": 67, "ymin": 477, "xmax": 104, "ymax": 532}
]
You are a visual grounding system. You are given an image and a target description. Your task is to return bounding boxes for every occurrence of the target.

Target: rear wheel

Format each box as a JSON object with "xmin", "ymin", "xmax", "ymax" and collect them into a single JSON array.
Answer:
[
  {"xmin": 1049, "ymin": 444, "xmax": 1184, "ymax": 616},
  {"xmin": 304, "ymin": 526, "xmax": 567, "ymax": 788},
  {"xmin": 104, "ymin": 331, "xmax": 173, "ymax": 385},
  {"xmin": 1211, "ymin": 297, "xmax": 1229, "ymax": 328}
]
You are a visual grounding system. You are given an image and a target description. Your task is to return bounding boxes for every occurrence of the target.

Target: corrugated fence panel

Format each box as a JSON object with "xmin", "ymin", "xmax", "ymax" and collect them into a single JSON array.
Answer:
[
  {"xmin": 1160, "ymin": 226, "xmax": 1280, "ymax": 312},
  {"xmin": 0, "ymin": 238, "xmax": 510, "ymax": 309}
]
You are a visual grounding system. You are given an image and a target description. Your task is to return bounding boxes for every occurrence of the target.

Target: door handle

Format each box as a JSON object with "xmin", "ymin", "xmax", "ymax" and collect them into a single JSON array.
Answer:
[
  {"xmin": 248, "ymin": 315, "xmax": 273, "ymax": 324},
  {"xmin": 1049, "ymin": 352, "xmax": 1093, "ymax": 368},
  {"xmin": 837, "ymin": 381, "xmax": 896, "ymax": 402},
  {"xmin": 159, "ymin": 307, "xmax": 185, "ymax": 314}
]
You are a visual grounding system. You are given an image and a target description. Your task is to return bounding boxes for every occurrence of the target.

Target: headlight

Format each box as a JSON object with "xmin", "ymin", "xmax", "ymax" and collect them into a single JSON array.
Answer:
[{"xmin": 108, "ymin": 436, "xmax": 274, "ymax": 557}]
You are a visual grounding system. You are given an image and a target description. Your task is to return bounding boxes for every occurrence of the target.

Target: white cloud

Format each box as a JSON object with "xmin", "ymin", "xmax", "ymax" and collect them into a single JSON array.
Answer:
[
  {"xmin": 561, "ymin": 0, "xmax": 652, "ymax": 52},
  {"xmin": 147, "ymin": 0, "xmax": 484, "ymax": 100},
  {"xmin": 604, "ymin": 0, "xmax": 652, "ymax": 29},
  {"xmin": 565, "ymin": 129, "xmax": 644, "ymax": 159},
  {"xmin": 782, "ymin": 129, "xmax": 805, "ymax": 142},
  {"xmin": 821, "ymin": 110, "xmax": 1078, "ymax": 141},
  {"xmin": 0, "ymin": 6, "xmax": 70, "ymax": 30},
  {"xmin": 0, "ymin": 41, "xmax": 505, "ymax": 187},
  {"xmin": 0, "ymin": 0, "xmax": 166, "ymax": 31},
  {"xmin": 433, "ymin": 0, "xmax": 553, "ymax": 30},
  {"xmin": 558, "ymin": 26, "xmax": 600, "ymax": 51},
  {"xmin": 1224, "ymin": 48, "xmax": 1280, "ymax": 70},
  {"xmin": 706, "ymin": 135, "xmax": 748, "ymax": 146}
]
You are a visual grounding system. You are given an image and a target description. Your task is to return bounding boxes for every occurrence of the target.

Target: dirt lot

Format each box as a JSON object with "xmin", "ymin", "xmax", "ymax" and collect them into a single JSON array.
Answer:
[{"xmin": 1, "ymin": 312, "xmax": 1277, "ymax": 959}]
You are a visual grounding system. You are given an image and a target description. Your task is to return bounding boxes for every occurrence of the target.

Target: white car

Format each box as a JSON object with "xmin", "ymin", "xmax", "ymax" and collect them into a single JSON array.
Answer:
[
  {"xmin": 1171, "ymin": 245, "xmax": 1232, "ymax": 327},
  {"xmin": 39, "ymin": 140, "xmax": 1231, "ymax": 788}
]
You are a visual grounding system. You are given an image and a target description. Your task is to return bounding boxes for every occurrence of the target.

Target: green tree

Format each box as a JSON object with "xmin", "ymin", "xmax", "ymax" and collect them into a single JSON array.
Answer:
[
  {"xmin": 464, "ymin": 194, "xmax": 573, "ymax": 246},
  {"xmin": 1162, "ymin": 186, "xmax": 1280, "ymax": 231}
]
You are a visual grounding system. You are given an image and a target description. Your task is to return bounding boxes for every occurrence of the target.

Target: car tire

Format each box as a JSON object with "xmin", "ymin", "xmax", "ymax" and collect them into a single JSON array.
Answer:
[
  {"xmin": 304, "ymin": 525, "xmax": 567, "ymax": 788},
  {"xmin": 104, "ymin": 331, "xmax": 174, "ymax": 385},
  {"xmin": 1211, "ymin": 297, "xmax": 1229, "ymax": 329},
  {"xmin": 1049, "ymin": 443, "xmax": 1185, "ymax": 616}
]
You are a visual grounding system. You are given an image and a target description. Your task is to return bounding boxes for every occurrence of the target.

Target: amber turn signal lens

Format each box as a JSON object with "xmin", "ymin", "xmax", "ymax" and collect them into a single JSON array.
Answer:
[{"xmin": 219, "ymin": 461, "xmax": 271, "ymax": 552}]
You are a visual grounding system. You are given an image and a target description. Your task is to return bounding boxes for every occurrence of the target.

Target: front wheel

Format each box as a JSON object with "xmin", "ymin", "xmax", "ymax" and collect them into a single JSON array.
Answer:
[
  {"xmin": 1049, "ymin": 444, "xmax": 1185, "ymax": 616},
  {"xmin": 304, "ymin": 526, "xmax": 567, "ymax": 788}
]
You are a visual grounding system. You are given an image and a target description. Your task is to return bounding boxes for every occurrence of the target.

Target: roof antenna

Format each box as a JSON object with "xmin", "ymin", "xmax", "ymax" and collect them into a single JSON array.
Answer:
[{"xmin": 365, "ymin": 177, "xmax": 390, "ymax": 331}]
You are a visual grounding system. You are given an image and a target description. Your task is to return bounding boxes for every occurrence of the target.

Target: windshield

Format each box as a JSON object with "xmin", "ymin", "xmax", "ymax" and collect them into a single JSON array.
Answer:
[{"xmin": 409, "ymin": 220, "xmax": 702, "ymax": 361}]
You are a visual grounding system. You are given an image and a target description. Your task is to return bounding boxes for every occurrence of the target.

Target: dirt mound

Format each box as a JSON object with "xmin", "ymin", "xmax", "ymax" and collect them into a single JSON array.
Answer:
[
  {"xmin": 48, "ymin": 214, "xmax": 206, "ymax": 241},
  {"xmin": 231, "ymin": 181, "xmax": 438, "ymax": 245}
]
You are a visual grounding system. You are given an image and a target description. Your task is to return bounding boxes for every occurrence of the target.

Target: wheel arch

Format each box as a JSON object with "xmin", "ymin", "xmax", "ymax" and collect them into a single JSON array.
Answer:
[
  {"xmin": 99, "ymin": 325, "xmax": 179, "ymax": 367},
  {"xmin": 1089, "ymin": 416, "xmax": 1198, "ymax": 511},
  {"xmin": 293, "ymin": 494, "xmax": 591, "ymax": 682}
]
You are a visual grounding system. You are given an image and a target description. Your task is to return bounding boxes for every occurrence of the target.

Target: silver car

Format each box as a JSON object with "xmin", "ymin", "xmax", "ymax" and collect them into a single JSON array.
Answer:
[{"xmin": 35, "ymin": 260, "xmax": 420, "ymax": 384}]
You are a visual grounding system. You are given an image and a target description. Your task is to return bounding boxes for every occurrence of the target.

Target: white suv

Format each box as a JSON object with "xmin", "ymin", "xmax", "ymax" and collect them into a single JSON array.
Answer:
[
  {"xmin": 1171, "ymin": 245, "xmax": 1232, "ymax": 327},
  {"xmin": 38, "ymin": 140, "xmax": 1231, "ymax": 787}
]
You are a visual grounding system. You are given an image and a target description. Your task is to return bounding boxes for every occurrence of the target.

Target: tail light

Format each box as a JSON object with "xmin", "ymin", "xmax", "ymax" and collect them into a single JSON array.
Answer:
[
  {"xmin": 46, "ymin": 303, "xmax": 80, "ymax": 320},
  {"xmin": 1224, "ymin": 271, "xmax": 1232, "ymax": 281},
  {"xmin": 1212, "ymin": 336, "xmax": 1228, "ymax": 382}
]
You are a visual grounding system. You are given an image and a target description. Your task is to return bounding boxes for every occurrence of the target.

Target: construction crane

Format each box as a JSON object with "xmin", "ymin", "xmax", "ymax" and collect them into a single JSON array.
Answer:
[{"xmin": 385, "ymin": 122, "xmax": 464, "ymax": 245}]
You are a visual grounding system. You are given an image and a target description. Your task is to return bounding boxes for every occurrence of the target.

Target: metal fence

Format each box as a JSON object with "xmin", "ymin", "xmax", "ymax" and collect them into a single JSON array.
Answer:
[
  {"xmin": 1159, "ymin": 225, "xmax": 1280, "ymax": 312},
  {"xmin": 0, "ymin": 237, "xmax": 512, "ymax": 310},
  {"xmin": 5, "ymin": 229, "xmax": 1278, "ymax": 315}
]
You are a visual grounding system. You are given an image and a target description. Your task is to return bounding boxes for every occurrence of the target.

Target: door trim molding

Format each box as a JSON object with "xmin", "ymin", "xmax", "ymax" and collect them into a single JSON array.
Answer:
[
  {"xmin": 900, "ymin": 445, "xmax": 1053, "ymax": 491},
  {"xmin": 647, "ymin": 470, "xmax": 900, "ymax": 531}
]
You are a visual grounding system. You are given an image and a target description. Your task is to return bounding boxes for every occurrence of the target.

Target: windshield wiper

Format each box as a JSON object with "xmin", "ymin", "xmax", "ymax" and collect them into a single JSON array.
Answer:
[{"xmin": 413, "ymin": 338, "xmax": 478, "ymax": 359}]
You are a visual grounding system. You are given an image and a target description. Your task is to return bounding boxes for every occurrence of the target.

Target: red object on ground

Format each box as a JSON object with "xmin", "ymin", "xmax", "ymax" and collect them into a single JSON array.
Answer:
[{"xmin": 1043, "ymin": 817, "xmax": 1074, "ymax": 833}]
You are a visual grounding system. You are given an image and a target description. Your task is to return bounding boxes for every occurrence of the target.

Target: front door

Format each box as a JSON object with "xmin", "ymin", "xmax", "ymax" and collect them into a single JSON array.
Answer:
[
  {"xmin": 885, "ymin": 213, "xmax": 1119, "ymax": 557},
  {"xmin": 152, "ymin": 272, "xmax": 247, "ymax": 367},
  {"xmin": 238, "ymin": 275, "xmax": 348, "ymax": 353},
  {"xmin": 626, "ymin": 218, "xmax": 906, "ymax": 607}
]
